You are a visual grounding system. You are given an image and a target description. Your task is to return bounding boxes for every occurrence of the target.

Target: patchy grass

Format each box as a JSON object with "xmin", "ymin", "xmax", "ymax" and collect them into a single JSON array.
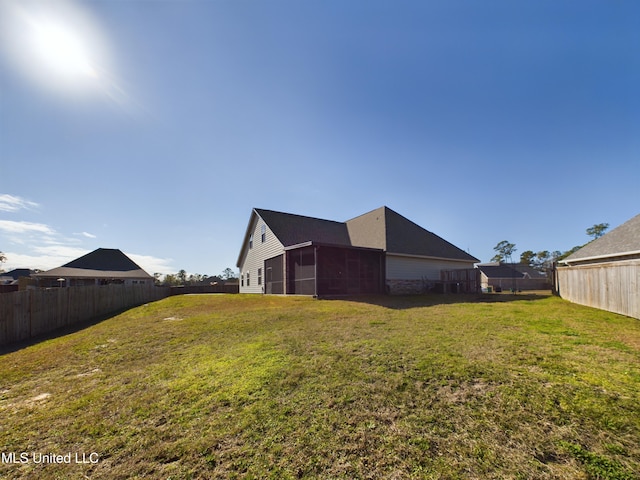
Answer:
[{"xmin": 1, "ymin": 293, "xmax": 639, "ymax": 479}]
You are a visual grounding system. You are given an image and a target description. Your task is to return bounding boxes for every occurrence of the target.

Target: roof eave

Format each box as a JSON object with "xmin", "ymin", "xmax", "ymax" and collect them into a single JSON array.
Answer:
[
  {"xmin": 561, "ymin": 249, "xmax": 640, "ymax": 266},
  {"xmin": 283, "ymin": 241, "xmax": 383, "ymax": 252},
  {"xmin": 387, "ymin": 252, "xmax": 480, "ymax": 263},
  {"xmin": 236, "ymin": 208, "xmax": 261, "ymax": 267},
  {"xmin": 34, "ymin": 271, "xmax": 152, "ymax": 279}
]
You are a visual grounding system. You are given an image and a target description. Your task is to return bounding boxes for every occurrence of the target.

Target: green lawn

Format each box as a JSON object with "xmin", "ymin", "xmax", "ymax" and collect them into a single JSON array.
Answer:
[{"xmin": 1, "ymin": 293, "xmax": 639, "ymax": 479}]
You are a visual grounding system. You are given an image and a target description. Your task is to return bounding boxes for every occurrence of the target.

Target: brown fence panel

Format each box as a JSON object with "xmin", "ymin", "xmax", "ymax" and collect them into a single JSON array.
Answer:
[
  {"xmin": 557, "ymin": 260, "xmax": 640, "ymax": 320},
  {"xmin": 12, "ymin": 291, "xmax": 31, "ymax": 343},
  {"xmin": 169, "ymin": 285, "xmax": 239, "ymax": 295},
  {"xmin": 0, "ymin": 294, "xmax": 9, "ymax": 345},
  {"xmin": 0, "ymin": 285, "xmax": 170, "ymax": 347},
  {"xmin": 30, "ymin": 288, "xmax": 56, "ymax": 338}
]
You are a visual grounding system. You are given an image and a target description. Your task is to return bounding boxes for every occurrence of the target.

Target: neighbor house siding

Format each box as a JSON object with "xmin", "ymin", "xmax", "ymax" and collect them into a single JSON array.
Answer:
[
  {"xmin": 239, "ymin": 215, "xmax": 284, "ymax": 294},
  {"xmin": 386, "ymin": 254, "xmax": 474, "ymax": 280},
  {"xmin": 480, "ymin": 273, "xmax": 549, "ymax": 291},
  {"xmin": 386, "ymin": 254, "xmax": 475, "ymax": 294}
]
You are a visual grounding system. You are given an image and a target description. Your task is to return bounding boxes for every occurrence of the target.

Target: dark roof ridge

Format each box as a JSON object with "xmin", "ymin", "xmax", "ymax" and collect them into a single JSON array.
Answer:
[
  {"xmin": 255, "ymin": 208, "xmax": 344, "ymax": 226},
  {"xmin": 62, "ymin": 248, "xmax": 145, "ymax": 272}
]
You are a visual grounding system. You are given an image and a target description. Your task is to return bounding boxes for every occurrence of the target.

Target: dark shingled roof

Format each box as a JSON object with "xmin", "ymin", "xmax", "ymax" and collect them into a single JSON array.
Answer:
[
  {"xmin": 564, "ymin": 213, "xmax": 640, "ymax": 263},
  {"xmin": 242, "ymin": 206, "xmax": 479, "ymax": 264},
  {"xmin": 254, "ymin": 209, "xmax": 351, "ymax": 247},
  {"xmin": 34, "ymin": 248, "xmax": 152, "ymax": 279},
  {"xmin": 3, "ymin": 269, "xmax": 36, "ymax": 280},
  {"xmin": 63, "ymin": 248, "xmax": 145, "ymax": 271},
  {"xmin": 348, "ymin": 207, "xmax": 479, "ymax": 262},
  {"xmin": 476, "ymin": 264, "xmax": 546, "ymax": 279}
]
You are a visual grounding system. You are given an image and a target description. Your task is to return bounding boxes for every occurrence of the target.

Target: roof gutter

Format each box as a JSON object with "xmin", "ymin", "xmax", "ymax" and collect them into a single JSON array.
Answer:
[
  {"xmin": 386, "ymin": 252, "xmax": 479, "ymax": 263},
  {"xmin": 284, "ymin": 241, "xmax": 384, "ymax": 252},
  {"xmin": 561, "ymin": 249, "xmax": 640, "ymax": 266}
]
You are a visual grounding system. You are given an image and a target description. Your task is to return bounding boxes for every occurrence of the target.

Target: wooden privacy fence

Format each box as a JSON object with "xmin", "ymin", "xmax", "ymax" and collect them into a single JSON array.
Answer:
[
  {"xmin": 0, "ymin": 284, "xmax": 170, "ymax": 346},
  {"xmin": 556, "ymin": 260, "xmax": 640, "ymax": 320},
  {"xmin": 169, "ymin": 284, "xmax": 239, "ymax": 295},
  {"xmin": 440, "ymin": 268, "xmax": 481, "ymax": 293}
]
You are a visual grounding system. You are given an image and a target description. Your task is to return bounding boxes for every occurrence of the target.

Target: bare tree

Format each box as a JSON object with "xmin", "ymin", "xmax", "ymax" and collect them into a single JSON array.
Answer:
[
  {"xmin": 222, "ymin": 268, "xmax": 237, "ymax": 280},
  {"xmin": 491, "ymin": 241, "xmax": 517, "ymax": 263}
]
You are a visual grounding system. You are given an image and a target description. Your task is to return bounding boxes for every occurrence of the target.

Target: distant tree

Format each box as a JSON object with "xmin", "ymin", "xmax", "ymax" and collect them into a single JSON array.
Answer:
[
  {"xmin": 163, "ymin": 274, "xmax": 179, "ymax": 286},
  {"xmin": 534, "ymin": 250, "xmax": 551, "ymax": 271},
  {"xmin": 491, "ymin": 241, "xmax": 517, "ymax": 263},
  {"xmin": 177, "ymin": 269, "xmax": 187, "ymax": 285},
  {"xmin": 205, "ymin": 275, "xmax": 223, "ymax": 284},
  {"xmin": 153, "ymin": 273, "xmax": 162, "ymax": 285},
  {"xmin": 520, "ymin": 250, "xmax": 536, "ymax": 266},
  {"xmin": 586, "ymin": 223, "xmax": 609, "ymax": 240},
  {"xmin": 222, "ymin": 267, "xmax": 237, "ymax": 280},
  {"xmin": 187, "ymin": 273, "xmax": 207, "ymax": 285},
  {"xmin": 0, "ymin": 251, "xmax": 5, "ymax": 273}
]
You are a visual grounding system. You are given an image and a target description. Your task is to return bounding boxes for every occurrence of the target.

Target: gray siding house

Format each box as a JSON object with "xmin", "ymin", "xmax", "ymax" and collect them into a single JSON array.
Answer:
[
  {"xmin": 477, "ymin": 263, "xmax": 549, "ymax": 292},
  {"xmin": 237, "ymin": 207, "xmax": 479, "ymax": 295},
  {"xmin": 557, "ymin": 213, "xmax": 640, "ymax": 319}
]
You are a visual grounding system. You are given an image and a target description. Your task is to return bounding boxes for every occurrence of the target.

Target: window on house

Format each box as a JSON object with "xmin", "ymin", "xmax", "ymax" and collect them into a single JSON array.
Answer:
[
  {"xmin": 241, "ymin": 273, "xmax": 244, "ymax": 287},
  {"xmin": 249, "ymin": 234, "xmax": 253, "ymax": 249},
  {"xmin": 247, "ymin": 271, "xmax": 250, "ymax": 286},
  {"xmin": 258, "ymin": 268, "xmax": 262, "ymax": 285},
  {"xmin": 261, "ymin": 224, "xmax": 266, "ymax": 243}
]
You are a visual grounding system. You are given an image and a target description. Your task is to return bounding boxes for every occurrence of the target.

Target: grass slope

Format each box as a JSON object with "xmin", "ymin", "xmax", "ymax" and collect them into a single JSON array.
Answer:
[{"xmin": 1, "ymin": 293, "xmax": 639, "ymax": 479}]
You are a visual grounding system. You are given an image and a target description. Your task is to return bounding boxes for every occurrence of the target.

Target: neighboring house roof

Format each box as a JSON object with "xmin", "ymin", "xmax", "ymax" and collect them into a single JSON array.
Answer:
[
  {"xmin": 563, "ymin": 213, "xmax": 640, "ymax": 264},
  {"xmin": 3, "ymin": 269, "xmax": 36, "ymax": 280},
  {"xmin": 34, "ymin": 248, "xmax": 152, "ymax": 279},
  {"xmin": 238, "ymin": 206, "xmax": 479, "ymax": 266},
  {"xmin": 477, "ymin": 263, "xmax": 546, "ymax": 279}
]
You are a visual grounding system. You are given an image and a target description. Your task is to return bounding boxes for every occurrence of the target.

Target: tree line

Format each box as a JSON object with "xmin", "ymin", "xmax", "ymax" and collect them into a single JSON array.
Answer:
[
  {"xmin": 156, "ymin": 267, "xmax": 237, "ymax": 287},
  {"xmin": 491, "ymin": 222, "xmax": 609, "ymax": 272}
]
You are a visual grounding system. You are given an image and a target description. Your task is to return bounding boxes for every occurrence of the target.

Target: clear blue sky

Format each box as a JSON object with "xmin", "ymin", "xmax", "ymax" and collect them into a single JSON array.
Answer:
[{"xmin": 1, "ymin": 0, "xmax": 639, "ymax": 276}]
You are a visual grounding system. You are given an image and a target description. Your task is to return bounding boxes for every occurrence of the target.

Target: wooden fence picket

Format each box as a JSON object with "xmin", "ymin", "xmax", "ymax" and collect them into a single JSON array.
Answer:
[{"xmin": 0, "ymin": 285, "xmax": 170, "ymax": 346}]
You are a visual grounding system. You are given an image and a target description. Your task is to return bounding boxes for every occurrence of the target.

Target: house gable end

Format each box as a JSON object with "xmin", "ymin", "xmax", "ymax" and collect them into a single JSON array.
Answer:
[
  {"xmin": 383, "ymin": 207, "xmax": 479, "ymax": 262},
  {"xmin": 254, "ymin": 209, "xmax": 351, "ymax": 247},
  {"xmin": 237, "ymin": 210, "xmax": 260, "ymax": 268},
  {"xmin": 237, "ymin": 209, "xmax": 286, "ymax": 293},
  {"xmin": 345, "ymin": 206, "xmax": 387, "ymax": 250}
]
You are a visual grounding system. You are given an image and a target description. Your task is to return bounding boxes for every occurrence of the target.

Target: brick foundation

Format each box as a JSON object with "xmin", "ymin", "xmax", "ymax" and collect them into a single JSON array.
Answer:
[{"xmin": 386, "ymin": 279, "xmax": 428, "ymax": 295}]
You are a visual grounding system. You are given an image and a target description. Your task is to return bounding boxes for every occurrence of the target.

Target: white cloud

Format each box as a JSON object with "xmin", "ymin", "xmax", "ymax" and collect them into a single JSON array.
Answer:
[
  {"xmin": 2, "ymin": 247, "xmax": 87, "ymax": 271},
  {"xmin": 0, "ymin": 194, "xmax": 39, "ymax": 212},
  {"xmin": 0, "ymin": 202, "xmax": 172, "ymax": 273},
  {"xmin": 0, "ymin": 220, "xmax": 54, "ymax": 235},
  {"xmin": 127, "ymin": 253, "xmax": 174, "ymax": 275},
  {"xmin": 32, "ymin": 244, "xmax": 90, "ymax": 259}
]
